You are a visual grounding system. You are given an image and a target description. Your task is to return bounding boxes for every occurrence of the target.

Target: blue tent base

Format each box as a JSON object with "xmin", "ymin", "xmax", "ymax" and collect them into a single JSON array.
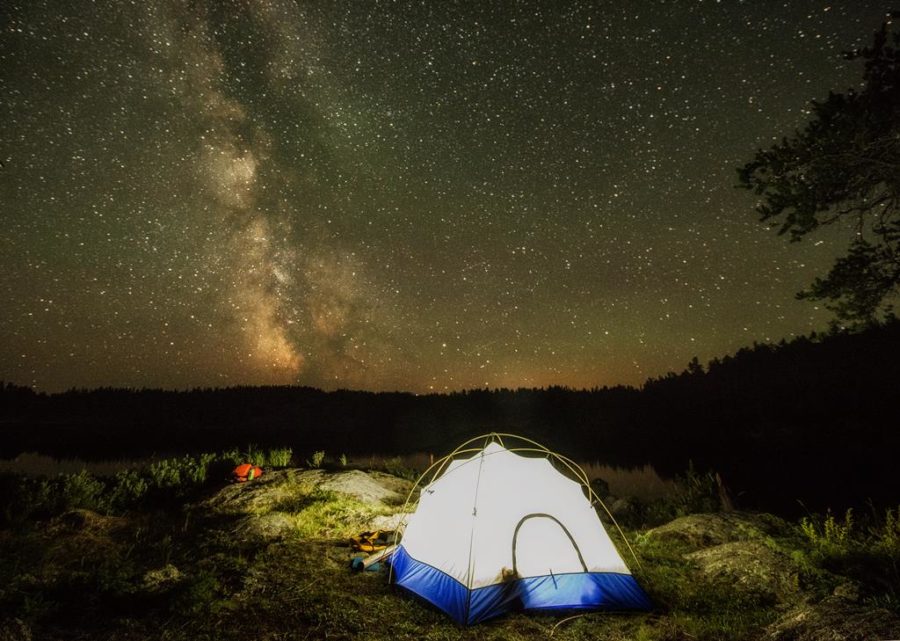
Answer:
[{"xmin": 390, "ymin": 545, "xmax": 652, "ymax": 625}]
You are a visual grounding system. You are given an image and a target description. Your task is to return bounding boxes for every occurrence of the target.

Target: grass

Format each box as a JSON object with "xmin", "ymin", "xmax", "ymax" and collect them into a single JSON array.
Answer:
[{"xmin": 0, "ymin": 458, "xmax": 898, "ymax": 640}]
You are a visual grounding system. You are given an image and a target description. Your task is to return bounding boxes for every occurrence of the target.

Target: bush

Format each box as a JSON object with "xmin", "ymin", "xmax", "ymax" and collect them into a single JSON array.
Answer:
[
  {"xmin": 265, "ymin": 448, "xmax": 292, "ymax": 468},
  {"xmin": 800, "ymin": 509, "xmax": 854, "ymax": 557},
  {"xmin": 149, "ymin": 458, "xmax": 184, "ymax": 490},
  {"xmin": 307, "ymin": 450, "xmax": 325, "ymax": 469},
  {"xmin": 185, "ymin": 453, "xmax": 216, "ymax": 485},
  {"xmin": 108, "ymin": 469, "xmax": 149, "ymax": 511},
  {"xmin": 149, "ymin": 454, "xmax": 217, "ymax": 493},
  {"xmin": 242, "ymin": 444, "xmax": 263, "ymax": 466},
  {"xmin": 220, "ymin": 448, "xmax": 244, "ymax": 467},
  {"xmin": 671, "ymin": 462, "xmax": 721, "ymax": 516},
  {"xmin": 60, "ymin": 470, "xmax": 106, "ymax": 512},
  {"xmin": 877, "ymin": 506, "xmax": 900, "ymax": 556}
]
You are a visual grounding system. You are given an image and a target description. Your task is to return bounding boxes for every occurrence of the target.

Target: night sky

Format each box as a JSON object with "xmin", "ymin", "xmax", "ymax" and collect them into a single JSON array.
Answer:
[{"xmin": 0, "ymin": 2, "xmax": 891, "ymax": 392}]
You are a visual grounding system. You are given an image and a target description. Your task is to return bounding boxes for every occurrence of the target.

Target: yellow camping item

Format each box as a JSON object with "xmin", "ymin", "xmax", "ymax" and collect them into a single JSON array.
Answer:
[{"xmin": 350, "ymin": 530, "xmax": 394, "ymax": 553}]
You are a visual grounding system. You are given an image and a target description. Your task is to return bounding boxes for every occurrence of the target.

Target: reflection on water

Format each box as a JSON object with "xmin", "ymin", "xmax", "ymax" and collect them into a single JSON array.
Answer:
[
  {"xmin": 0, "ymin": 451, "xmax": 674, "ymax": 500},
  {"xmin": 0, "ymin": 452, "xmax": 150, "ymax": 477},
  {"xmin": 580, "ymin": 461, "xmax": 675, "ymax": 500}
]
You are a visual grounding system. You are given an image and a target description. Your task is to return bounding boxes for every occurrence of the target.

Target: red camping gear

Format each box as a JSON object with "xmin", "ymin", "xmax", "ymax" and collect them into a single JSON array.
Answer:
[{"xmin": 232, "ymin": 463, "xmax": 264, "ymax": 482}]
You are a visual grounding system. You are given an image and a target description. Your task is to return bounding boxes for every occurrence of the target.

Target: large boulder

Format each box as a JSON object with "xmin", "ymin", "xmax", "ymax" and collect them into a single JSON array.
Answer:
[
  {"xmin": 199, "ymin": 469, "xmax": 414, "ymax": 543},
  {"xmin": 318, "ymin": 470, "xmax": 411, "ymax": 506},
  {"xmin": 641, "ymin": 512, "xmax": 789, "ymax": 549},
  {"xmin": 201, "ymin": 469, "xmax": 412, "ymax": 517},
  {"xmin": 686, "ymin": 540, "xmax": 799, "ymax": 604}
]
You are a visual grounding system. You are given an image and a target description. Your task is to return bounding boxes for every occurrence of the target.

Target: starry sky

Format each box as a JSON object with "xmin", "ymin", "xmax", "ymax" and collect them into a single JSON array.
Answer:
[{"xmin": 0, "ymin": 1, "xmax": 892, "ymax": 392}]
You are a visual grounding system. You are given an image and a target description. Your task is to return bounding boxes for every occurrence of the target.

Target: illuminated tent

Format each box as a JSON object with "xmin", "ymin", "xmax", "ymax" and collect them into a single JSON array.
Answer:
[{"xmin": 390, "ymin": 435, "xmax": 651, "ymax": 625}]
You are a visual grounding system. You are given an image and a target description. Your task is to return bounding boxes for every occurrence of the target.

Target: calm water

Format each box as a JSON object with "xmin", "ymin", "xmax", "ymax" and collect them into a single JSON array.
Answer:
[{"xmin": 0, "ymin": 451, "xmax": 674, "ymax": 500}]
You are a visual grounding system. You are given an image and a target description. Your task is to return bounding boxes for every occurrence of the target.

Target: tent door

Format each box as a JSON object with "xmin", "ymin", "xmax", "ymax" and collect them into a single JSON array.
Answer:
[{"xmin": 512, "ymin": 513, "xmax": 588, "ymax": 578}]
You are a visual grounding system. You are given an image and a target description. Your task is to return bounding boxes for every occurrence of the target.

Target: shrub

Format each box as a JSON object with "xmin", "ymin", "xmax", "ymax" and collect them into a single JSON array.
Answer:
[
  {"xmin": 265, "ymin": 448, "xmax": 293, "ymax": 468},
  {"xmin": 60, "ymin": 470, "xmax": 106, "ymax": 512},
  {"xmin": 242, "ymin": 444, "xmax": 262, "ymax": 466},
  {"xmin": 108, "ymin": 469, "xmax": 149, "ymax": 511},
  {"xmin": 670, "ymin": 462, "xmax": 721, "ymax": 516},
  {"xmin": 307, "ymin": 450, "xmax": 325, "ymax": 469},
  {"xmin": 220, "ymin": 448, "xmax": 244, "ymax": 467},
  {"xmin": 800, "ymin": 509, "xmax": 854, "ymax": 557},
  {"xmin": 149, "ymin": 458, "xmax": 183, "ymax": 490},
  {"xmin": 184, "ymin": 453, "xmax": 216, "ymax": 485},
  {"xmin": 148, "ymin": 454, "xmax": 216, "ymax": 492},
  {"xmin": 877, "ymin": 506, "xmax": 900, "ymax": 556}
]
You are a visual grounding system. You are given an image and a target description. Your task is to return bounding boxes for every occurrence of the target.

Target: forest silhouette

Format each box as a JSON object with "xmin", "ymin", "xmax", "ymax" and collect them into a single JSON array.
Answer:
[{"xmin": 2, "ymin": 319, "xmax": 897, "ymax": 515}]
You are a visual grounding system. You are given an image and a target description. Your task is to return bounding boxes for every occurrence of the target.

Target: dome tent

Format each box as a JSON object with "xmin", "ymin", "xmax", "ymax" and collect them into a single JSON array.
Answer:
[{"xmin": 389, "ymin": 434, "xmax": 652, "ymax": 625}]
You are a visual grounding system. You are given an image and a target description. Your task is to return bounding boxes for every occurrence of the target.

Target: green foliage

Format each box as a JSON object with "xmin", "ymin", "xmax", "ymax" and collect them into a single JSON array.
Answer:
[
  {"xmin": 149, "ymin": 454, "xmax": 217, "ymax": 492},
  {"xmin": 738, "ymin": 17, "xmax": 900, "ymax": 322},
  {"xmin": 107, "ymin": 469, "xmax": 149, "ymax": 511},
  {"xmin": 220, "ymin": 447, "xmax": 244, "ymax": 467},
  {"xmin": 670, "ymin": 462, "xmax": 721, "ymax": 516},
  {"xmin": 339, "ymin": 453, "xmax": 348, "ymax": 467},
  {"xmin": 60, "ymin": 470, "xmax": 106, "ymax": 512},
  {"xmin": 794, "ymin": 507, "xmax": 900, "ymax": 612},
  {"xmin": 149, "ymin": 458, "xmax": 185, "ymax": 490},
  {"xmin": 307, "ymin": 450, "xmax": 326, "ymax": 469},
  {"xmin": 264, "ymin": 447, "xmax": 293, "ymax": 468},
  {"xmin": 800, "ymin": 509, "xmax": 855, "ymax": 557},
  {"xmin": 242, "ymin": 443, "xmax": 263, "ymax": 466},
  {"xmin": 878, "ymin": 506, "xmax": 900, "ymax": 555}
]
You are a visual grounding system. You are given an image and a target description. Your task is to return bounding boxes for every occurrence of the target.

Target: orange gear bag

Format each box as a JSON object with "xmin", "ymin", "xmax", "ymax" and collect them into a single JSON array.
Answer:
[{"xmin": 232, "ymin": 463, "xmax": 264, "ymax": 482}]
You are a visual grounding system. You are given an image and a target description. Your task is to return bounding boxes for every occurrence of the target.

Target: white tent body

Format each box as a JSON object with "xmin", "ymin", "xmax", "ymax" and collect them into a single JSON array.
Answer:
[{"xmin": 391, "ymin": 441, "xmax": 651, "ymax": 624}]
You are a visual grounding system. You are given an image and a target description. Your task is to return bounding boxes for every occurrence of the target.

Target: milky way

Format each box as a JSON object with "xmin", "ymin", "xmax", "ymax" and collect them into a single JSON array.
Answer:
[{"xmin": 0, "ymin": 1, "xmax": 891, "ymax": 392}]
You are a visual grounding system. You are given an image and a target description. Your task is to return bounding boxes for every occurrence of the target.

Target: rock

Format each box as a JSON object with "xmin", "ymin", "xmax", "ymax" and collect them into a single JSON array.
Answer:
[
  {"xmin": 768, "ymin": 597, "xmax": 900, "ymax": 640},
  {"xmin": 198, "ymin": 469, "xmax": 417, "ymax": 544},
  {"xmin": 686, "ymin": 540, "xmax": 798, "ymax": 604},
  {"xmin": 365, "ymin": 513, "xmax": 407, "ymax": 532},
  {"xmin": 319, "ymin": 470, "xmax": 411, "ymax": 506},
  {"xmin": 200, "ymin": 470, "xmax": 315, "ymax": 516},
  {"xmin": 642, "ymin": 512, "xmax": 788, "ymax": 549},
  {"xmin": 200, "ymin": 469, "xmax": 413, "ymax": 517}
]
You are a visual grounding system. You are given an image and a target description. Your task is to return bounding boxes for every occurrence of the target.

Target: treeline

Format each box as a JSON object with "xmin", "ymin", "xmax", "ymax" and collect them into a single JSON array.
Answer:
[{"xmin": 1, "ymin": 319, "xmax": 898, "ymax": 513}]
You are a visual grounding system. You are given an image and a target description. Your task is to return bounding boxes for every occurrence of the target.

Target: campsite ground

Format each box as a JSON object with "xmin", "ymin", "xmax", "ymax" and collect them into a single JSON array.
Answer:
[{"xmin": 1, "ymin": 462, "xmax": 899, "ymax": 641}]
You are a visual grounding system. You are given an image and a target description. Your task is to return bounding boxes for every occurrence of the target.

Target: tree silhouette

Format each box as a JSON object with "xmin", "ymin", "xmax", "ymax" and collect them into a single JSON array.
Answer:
[{"xmin": 739, "ymin": 15, "xmax": 900, "ymax": 322}]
